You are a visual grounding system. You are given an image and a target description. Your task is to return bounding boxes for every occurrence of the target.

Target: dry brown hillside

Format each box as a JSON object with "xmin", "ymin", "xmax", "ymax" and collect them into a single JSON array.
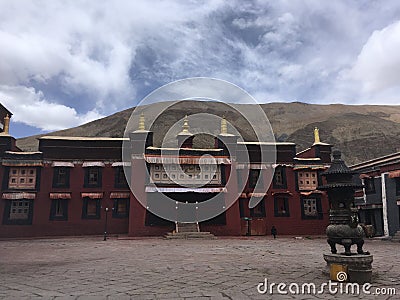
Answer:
[{"xmin": 16, "ymin": 101, "xmax": 400, "ymax": 165}]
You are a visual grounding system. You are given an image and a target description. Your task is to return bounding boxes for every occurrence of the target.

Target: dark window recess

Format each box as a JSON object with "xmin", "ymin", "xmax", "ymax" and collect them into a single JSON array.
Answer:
[
  {"xmin": 114, "ymin": 167, "xmax": 128, "ymax": 188},
  {"xmin": 248, "ymin": 169, "xmax": 262, "ymax": 189},
  {"xmin": 145, "ymin": 210, "xmax": 174, "ymax": 226},
  {"xmin": 300, "ymin": 197, "xmax": 323, "ymax": 220},
  {"xmin": 84, "ymin": 167, "xmax": 102, "ymax": 188},
  {"xmin": 274, "ymin": 196, "xmax": 290, "ymax": 217},
  {"xmin": 250, "ymin": 198, "xmax": 266, "ymax": 217},
  {"xmin": 201, "ymin": 211, "xmax": 227, "ymax": 225},
  {"xmin": 113, "ymin": 198, "xmax": 129, "ymax": 218},
  {"xmin": 2, "ymin": 199, "xmax": 34, "ymax": 225},
  {"xmin": 364, "ymin": 178, "xmax": 376, "ymax": 194},
  {"xmin": 49, "ymin": 199, "xmax": 68, "ymax": 220},
  {"xmin": 239, "ymin": 198, "xmax": 250, "ymax": 218},
  {"xmin": 273, "ymin": 166, "xmax": 287, "ymax": 188},
  {"xmin": 52, "ymin": 167, "xmax": 70, "ymax": 188},
  {"xmin": 82, "ymin": 197, "xmax": 101, "ymax": 219},
  {"xmin": 395, "ymin": 178, "xmax": 400, "ymax": 196}
]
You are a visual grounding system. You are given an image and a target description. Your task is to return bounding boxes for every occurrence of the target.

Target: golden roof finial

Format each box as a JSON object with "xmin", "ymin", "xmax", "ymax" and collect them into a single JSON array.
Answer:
[
  {"xmin": 314, "ymin": 127, "xmax": 320, "ymax": 144},
  {"xmin": 181, "ymin": 115, "xmax": 189, "ymax": 134},
  {"xmin": 221, "ymin": 116, "xmax": 227, "ymax": 135},
  {"xmin": 138, "ymin": 113, "xmax": 145, "ymax": 131},
  {"xmin": 3, "ymin": 114, "xmax": 10, "ymax": 135}
]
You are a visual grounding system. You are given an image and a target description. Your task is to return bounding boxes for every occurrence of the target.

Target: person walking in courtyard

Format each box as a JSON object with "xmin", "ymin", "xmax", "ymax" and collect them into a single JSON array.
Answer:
[{"xmin": 271, "ymin": 225, "xmax": 277, "ymax": 239}]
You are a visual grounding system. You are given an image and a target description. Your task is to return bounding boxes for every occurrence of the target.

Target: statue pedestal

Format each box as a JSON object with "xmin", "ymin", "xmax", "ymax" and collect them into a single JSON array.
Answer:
[{"xmin": 323, "ymin": 253, "xmax": 373, "ymax": 284}]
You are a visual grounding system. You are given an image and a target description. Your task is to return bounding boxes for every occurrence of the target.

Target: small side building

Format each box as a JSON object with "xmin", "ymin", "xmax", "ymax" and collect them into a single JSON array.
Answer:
[
  {"xmin": 351, "ymin": 152, "xmax": 400, "ymax": 237},
  {"xmin": 0, "ymin": 136, "xmax": 131, "ymax": 237}
]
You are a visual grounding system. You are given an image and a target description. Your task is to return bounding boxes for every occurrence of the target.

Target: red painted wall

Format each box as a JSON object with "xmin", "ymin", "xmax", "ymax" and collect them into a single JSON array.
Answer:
[
  {"xmin": 128, "ymin": 158, "xmax": 175, "ymax": 236},
  {"xmin": 0, "ymin": 164, "xmax": 129, "ymax": 238}
]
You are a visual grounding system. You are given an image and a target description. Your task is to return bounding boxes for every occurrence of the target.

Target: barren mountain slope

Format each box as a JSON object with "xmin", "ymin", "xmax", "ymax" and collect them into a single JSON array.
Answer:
[{"xmin": 16, "ymin": 101, "xmax": 400, "ymax": 165}]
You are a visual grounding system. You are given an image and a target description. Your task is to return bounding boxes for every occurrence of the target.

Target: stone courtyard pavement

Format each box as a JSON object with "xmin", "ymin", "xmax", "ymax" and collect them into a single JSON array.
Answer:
[{"xmin": 0, "ymin": 236, "xmax": 399, "ymax": 300}]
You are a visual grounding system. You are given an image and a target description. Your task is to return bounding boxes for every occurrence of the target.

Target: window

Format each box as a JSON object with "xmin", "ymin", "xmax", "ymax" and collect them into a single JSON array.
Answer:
[
  {"xmin": 82, "ymin": 198, "xmax": 101, "ymax": 219},
  {"xmin": 89, "ymin": 169, "xmax": 99, "ymax": 185},
  {"xmin": 238, "ymin": 196, "xmax": 269, "ymax": 219},
  {"xmin": 9, "ymin": 200, "xmax": 30, "ymax": 220},
  {"xmin": 297, "ymin": 171, "xmax": 318, "ymax": 190},
  {"xmin": 364, "ymin": 178, "xmax": 376, "ymax": 194},
  {"xmin": 301, "ymin": 197, "xmax": 323, "ymax": 219},
  {"xmin": 114, "ymin": 167, "xmax": 128, "ymax": 188},
  {"xmin": 113, "ymin": 198, "xmax": 129, "ymax": 218},
  {"xmin": 3, "ymin": 200, "xmax": 33, "ymax": 225},
  {"xmin": 248, "ymin": 169, "xmax": 262, "ymax": 189},
  {"xmin": 84, "ymin": 167, "xmax": 102, "ymax": 188},
  {"xmin": 49, "ymin": 199, "xmax": 68, "ymax": 220},
  {"xmin": 239, "ymin": 198, "xmax": 249, "ymax": 218},
  {"xmin": 52, "ymin": 167, "xmax": 70, "ymax": 188},
  {"xmin": 8, "ymin": 168, "xmax": 36, "ymax": 189},
  {"xmin": 274, "ymin": 196, "xmax": 290, "ymax": 217},
  {"xmin": 273, "ymin": 166, "xmax": 287, "ymax": 188},
  {"xmin": 151, "ymin": 164, "xmax": 221, "ymax": 185},
  {"xmin": 250, "ymin": 198, "xmax": 266, "ymax": 217}
]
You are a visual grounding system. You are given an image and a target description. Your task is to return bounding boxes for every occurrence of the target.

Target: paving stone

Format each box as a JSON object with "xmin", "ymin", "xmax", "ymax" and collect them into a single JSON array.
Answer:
[{"xmin": 0, "ymin": 237, "xmax": 398, "ymax": 299}]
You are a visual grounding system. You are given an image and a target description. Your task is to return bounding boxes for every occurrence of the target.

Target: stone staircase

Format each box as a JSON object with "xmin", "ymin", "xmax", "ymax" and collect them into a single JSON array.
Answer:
[
  {"xmin": 165, "ymin": 222, "xmax": 216, "ymax": 239},
  {"xmin": 391, "ymin": 230, "xmax": 400, "ymax": 242},
  {"xmin": 177, "ymin": 222, "xmax": 199, "ymax": 233}
]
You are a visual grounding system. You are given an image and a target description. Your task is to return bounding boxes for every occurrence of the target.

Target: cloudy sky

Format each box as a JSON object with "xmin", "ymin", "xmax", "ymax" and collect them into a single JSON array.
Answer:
[{"xmin": 1, "ymin": 0, "xmax": 400, "ymax": 138}]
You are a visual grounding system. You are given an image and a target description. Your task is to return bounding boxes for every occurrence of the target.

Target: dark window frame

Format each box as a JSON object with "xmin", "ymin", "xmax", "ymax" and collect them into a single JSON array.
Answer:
[
  {"xmin": 274, "ymin": 196, "xmax": 290, "ymax": 217},
  {"xmin": 3, "ymin": 167, "xmax": 41, "ymax": 191},
  {"xmin": 364, "ymin": 177, "xmax": 376, "ymax": 195},
  {"xmin": 52, "ymin": 167, "xmax": 70, "ymax": 188},
  {"xmin": 273, "ymin": 166, "xmax": 287, "ymax": 189},
  {"xmin": 49, "ymin": 199, "xmax": 68, "ymax": 221},
  {"xmin": 81, "ymin": 197, "xmax": 101, "ymax": 219},
  {"xmin": 248, "ymin": 169, "xmax": 262, "ymax": 189},
  {"xmin": 114, "ymin": 167, "xmax": 128, "ymax": 188},
  {"xmin": 250, "ymin": 198, "xmax": 266, "ymax": 218},
  {"xmin": 112, "ymin": 198, "xmax": 129, "ymax": 218},
  {"xmin": 2, "ymin": 199, "xmax": 34, "ymax": 225},
  {"xmin": 239, "ymin": 198, "xmax": 250, "ymax": 218},
  {"xmin": 84, "ymin": 167, "xmax": 102, "ymax": 188},
  {"xmin": 296, "ymin": 170, "xmax": 319, "ymax": 191},
  {"xmin": 300, "ymin": 196, "xmax": 323, "ymax": 220}
]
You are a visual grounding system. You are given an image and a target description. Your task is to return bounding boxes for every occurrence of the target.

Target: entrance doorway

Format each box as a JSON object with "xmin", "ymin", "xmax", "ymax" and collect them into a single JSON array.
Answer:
[{"xmin": 398, "ymin": 206, "xmax": 400, "ymax": 226}]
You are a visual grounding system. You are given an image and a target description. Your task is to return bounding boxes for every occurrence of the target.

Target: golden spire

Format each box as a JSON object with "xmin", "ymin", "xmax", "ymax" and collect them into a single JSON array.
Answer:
[
  {"xmin": 181, "ymin": 115, "xmax": 189, "ymax": 134},
  {"xmin": 3, "ymin": 114, "xmax": 10, "ymax": 135},
  {"xmin": 221, "ymin": 116, "xmax": 227, "ymax": 135},
  {"xmin": 314, "ymin": 127, "xmax": 320, "ymax": 144},
  {"xmin": 138, "ymin": 113, "xmax": 145, "ymax": 131}
]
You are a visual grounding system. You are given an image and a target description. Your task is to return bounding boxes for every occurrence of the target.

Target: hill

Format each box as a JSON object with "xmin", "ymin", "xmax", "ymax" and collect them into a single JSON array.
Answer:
[{"xmin": 16, "ymin": 101, "xmax": 400, "ymax": 165}]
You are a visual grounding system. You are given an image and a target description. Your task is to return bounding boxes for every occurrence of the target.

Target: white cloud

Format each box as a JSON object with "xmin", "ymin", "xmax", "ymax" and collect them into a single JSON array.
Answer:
[
  {"xmin": 349, "ymin": 21, "xmax": 400, "ymax": 95},
  {"xmin": 1, "ymin": 0, "xmax": 400, "ymax": 136},
  {"xmin": 0, "ymin": 85, "xmax": 104, "ymax": 131},
  {"xmin": 0, "ymin": 1, "xmax": 229, "ymax": 123}
]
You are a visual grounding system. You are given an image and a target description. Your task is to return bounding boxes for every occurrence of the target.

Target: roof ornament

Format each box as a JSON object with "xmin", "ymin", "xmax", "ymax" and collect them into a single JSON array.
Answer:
[
  {"xmin": 2, "ymin": 114, "xmax": 10, "ymax": 135},
  {"xmin": 181, "ymin": 115, "xmax": 190, "ymax": 134},
  {"xmin": 314, "ymin": 127, "xmax": 320, "ymax": 144},
  {"xmin": 221, "ymin": 116, "xmax": 228, "ymax": 135},
  {"xmin": 138, "ymin": 113, "xmax": 145, "ymax": 131}
]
